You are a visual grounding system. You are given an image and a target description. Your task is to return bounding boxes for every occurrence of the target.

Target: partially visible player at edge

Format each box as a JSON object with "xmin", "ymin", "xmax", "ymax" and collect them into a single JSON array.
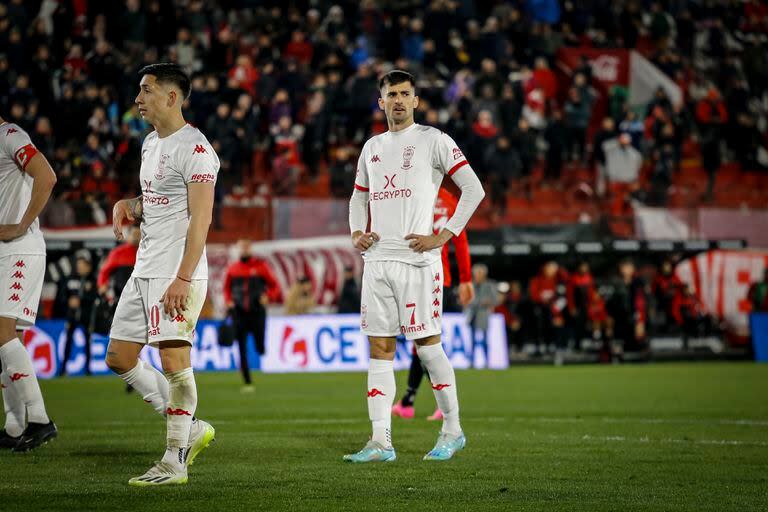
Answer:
[
  {"xmin": 106, "ymin": 63, "xmax": 218, "ymax": 486},
  {"xmin": 345, "ymin": 70, "xmax": 485, "ymax": 462},
  {"xmin": 0, "ymin": 115, "xmax": 58, "ymax": 451},
  {"xmin": 392, "ymin": 186, "xmax": 475, "ymax": 421}
]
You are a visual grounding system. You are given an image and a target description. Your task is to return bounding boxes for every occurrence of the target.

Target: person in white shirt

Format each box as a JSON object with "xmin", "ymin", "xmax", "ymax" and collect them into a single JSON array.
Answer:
[
  {"xmin": 0, "ymin": 117, "xmax": 58, "ymax": 452},
  {"xmin": 105, "ymin": 63, "xmax": 217, "ymax": 486},
  {"xmin": 344, "ymin": 70, "xmax": 485, "ymax": 463}
]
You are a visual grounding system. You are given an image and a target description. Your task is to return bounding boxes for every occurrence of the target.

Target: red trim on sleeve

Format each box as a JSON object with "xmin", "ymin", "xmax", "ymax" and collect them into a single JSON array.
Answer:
[
  {"xmin": 354, "ymin": 184, "xmax": 369, "ymax": 192},
  {"xmin": 448, "ymin": 160, "xmax": 468, "ymax": 176}
]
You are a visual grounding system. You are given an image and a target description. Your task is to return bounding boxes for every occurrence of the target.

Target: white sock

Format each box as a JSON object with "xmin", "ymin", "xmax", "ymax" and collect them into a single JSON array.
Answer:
[
  {"xmin": 416, "ymin": 343, "xmax": 462, "ymax": 436},
  {"xmin": 119, "ymin": 360, "xmax": 169, "ymax": 416},
  {"xmin": 367, "ymin": 358, "xmax": 395, "ymax": 448},
  {"xmin": 1, "ymin": 370, "xmax": 25, "ymax": 437},
  {"xmin": 0, "ymin": 338, "xmax": 49, "ymax": 424},
  {"xmin": 162, "ymin": 367, "xmax": 197, "ymax": 470}
]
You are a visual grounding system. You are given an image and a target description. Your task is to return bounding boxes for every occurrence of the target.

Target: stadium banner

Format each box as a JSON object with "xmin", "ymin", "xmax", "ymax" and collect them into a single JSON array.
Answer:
[
  {"xmin": 260, "ymin": 313, "xmax": 508, "ymax": 373},
  {"xmin": 25, "ymin": 313, "xmax": 508, "ymax": 379},
  {"xmin": 675, "ymin": 250, "xmax": 768, "ymax": 338}
]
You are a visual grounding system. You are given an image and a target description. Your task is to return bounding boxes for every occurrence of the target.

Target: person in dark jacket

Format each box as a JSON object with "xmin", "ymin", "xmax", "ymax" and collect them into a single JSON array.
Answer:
[
  {"xmin": 223, "ymin": 239, "xmax": 281, "ymax": 390},
  {"xmin": 337, "ymin": 266, "xmax": 361, "ymax": 314},
  {"xmin": 59, "ymin": 251, "xmax": 99, "ymax": 376}
]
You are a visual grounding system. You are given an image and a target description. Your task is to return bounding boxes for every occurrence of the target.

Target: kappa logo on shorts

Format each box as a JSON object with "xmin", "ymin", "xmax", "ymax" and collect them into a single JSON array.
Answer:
[
  {"xmin": 171, "ymin": 313, "xmax": 186, "ymax": 323},
  {"xmin": 9, "ymin": 372, "xmax": 29, "ymax": 382},
  {"xmin": 432, "ymin": 311, "xmax": 440, "ymax": 319},
  {"xmin": 14, "ymin": 260, "xmax": 25, "ymax": 268},
  {"xmin": 10, "ymin": 282, "xmax": 22, "ymax": 290},
  {"xmin": 8, "ymin": 294, "xmax": 20, "ymax": 302},
  {"xmin": 431, "ymin": 383, "xmax": 451, "ymax": 391},
  {"xmin": 13, "ymin": 271, "xmax": 24, "ymax": 279},
  {"xmin": 432, "ymin": 286, "xmax": 441, "ymax": 294},
  {"xmin": 434, "ymin": 273, "xmax": 440, "ymax": 281},
  {"xmin": 367, "ymin": 388, "xmax": 386, "ymax": 398}
]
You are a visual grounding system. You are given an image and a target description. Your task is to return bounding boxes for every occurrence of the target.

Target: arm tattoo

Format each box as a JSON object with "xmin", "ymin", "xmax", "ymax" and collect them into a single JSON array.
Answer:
[{"xmin": 127, "ymin": 195, "xmax": 143, "ymax": 222}]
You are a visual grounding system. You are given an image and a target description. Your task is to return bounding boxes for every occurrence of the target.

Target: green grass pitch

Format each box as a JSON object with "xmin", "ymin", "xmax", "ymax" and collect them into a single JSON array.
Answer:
[{"xmin": 2, "ymin": 363, "xmax": 767, "ymax": 511}]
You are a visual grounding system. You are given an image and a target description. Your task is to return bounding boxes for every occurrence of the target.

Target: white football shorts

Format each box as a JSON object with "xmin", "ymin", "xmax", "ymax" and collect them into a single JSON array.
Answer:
[
  {"xmin": 360, "ymin": 259, "xmax": 444, "ymax": 340},
  {"xmin": 0, "ymin": 254, "xmax": 45, "ymax": 329},
  {"xmin": 110, "ymin": 276, "xmax": 207, "ymax": 345}
]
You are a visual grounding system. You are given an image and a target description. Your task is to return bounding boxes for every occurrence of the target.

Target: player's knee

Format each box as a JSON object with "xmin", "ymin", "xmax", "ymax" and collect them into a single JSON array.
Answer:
[
  {"xmin": 0, "ymin": 317, "xmax": 18, "ymax": 344},
  {"xmin": 105, "ymin": 351, "xmax": 134, "ymax": 375}
]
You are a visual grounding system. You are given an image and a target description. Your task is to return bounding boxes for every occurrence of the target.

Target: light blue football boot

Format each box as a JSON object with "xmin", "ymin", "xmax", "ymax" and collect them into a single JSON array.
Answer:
[
  {"xmin": 343, "ymin": 440, "xmax": 397, "ymax": 463},
  {"xmin": 423, "ymin": 431, "xmax": 466, "ymax": 461}
]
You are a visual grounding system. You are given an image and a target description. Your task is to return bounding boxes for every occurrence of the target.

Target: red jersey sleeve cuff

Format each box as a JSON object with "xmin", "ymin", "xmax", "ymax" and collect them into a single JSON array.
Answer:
[
  {"xmin": 448, "ymin": 160, "xmax": 468, "ymax": 176},
  {"xmin": 354, "ymin": 184, "xmax": 369, "ymax": 192}
]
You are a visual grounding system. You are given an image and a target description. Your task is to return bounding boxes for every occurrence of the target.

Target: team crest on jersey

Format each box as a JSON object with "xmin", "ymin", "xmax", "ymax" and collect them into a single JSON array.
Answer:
[
  {"xmin": 452, "ymin": 147, "xmax": 463, "ymax": 160},
  {"xmin": 401, "ymin": 146, "xmax": 415, "ymax": 170},
  {"xmin": 154, "ymin": 154, "xmax": 170, "ymax": 180}
]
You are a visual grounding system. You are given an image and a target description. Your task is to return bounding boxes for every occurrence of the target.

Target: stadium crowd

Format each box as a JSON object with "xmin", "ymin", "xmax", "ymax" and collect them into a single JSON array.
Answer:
[{"xmin": 2, "ymin": 0, "xmax": 768, "ymax": 227}]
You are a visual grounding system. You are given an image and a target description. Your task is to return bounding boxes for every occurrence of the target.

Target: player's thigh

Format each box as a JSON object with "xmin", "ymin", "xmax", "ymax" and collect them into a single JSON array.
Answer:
[
  {"xmin": 158, "ymin": 341, "xmax": 192, "ymax": 373},
  {"xmin": 0, "ymin": 254, "xmax": 45, "ymax": 341},
  {"xmin": 145, "ymin": 279, "xmax": 207, "ymax": 347},
  {"xmin": 360, "ymin": 262, "xmax": 399, "ymax": 337},
  {"xmin": 392, "ymin": 260, "xmax": 444, "ymax": 341},
  {"xmin": 110, "ymin": 276, "xmax": 149, "ymax": 345}
]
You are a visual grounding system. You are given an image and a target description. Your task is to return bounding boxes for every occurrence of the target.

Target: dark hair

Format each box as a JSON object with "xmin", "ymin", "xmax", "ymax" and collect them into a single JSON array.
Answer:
[
  {"xmin": 138, "ymin": 63, "xmax": 191, "ymax": 100},
  {"xmin": 378, "ymin": 70, "xmax": 416, "ymax": 92}
]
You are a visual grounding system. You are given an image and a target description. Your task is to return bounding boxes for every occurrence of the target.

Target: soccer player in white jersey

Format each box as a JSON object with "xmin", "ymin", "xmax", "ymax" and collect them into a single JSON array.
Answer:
[
  {"xmin": 0, "ymin": 116, "xmax": 58, "ymax": 452},
  {"xmin": 344, "ymin": 70, "xmax": 485, "ymax": 462},
  {"xmin": 105, "ymin": 63, "xmax": 218, "ymax": 486}
]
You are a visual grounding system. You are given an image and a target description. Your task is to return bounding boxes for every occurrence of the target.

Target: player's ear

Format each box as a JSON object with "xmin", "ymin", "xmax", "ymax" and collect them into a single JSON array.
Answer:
[
  {"xmin": 377, "ymin": 96, "xmax": 385, "ymax": 111},
  {"xmin": 413, "ymin": 94, "xmax": 419, "ymax": 110},
  {"xmin": 167, "ymin": 89, "xmax": 176, "ymax": 108}
]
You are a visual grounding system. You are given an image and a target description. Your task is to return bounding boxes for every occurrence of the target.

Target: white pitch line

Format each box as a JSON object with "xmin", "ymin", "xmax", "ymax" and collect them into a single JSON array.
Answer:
[
  {"xmin": 509, "ymin": 417, "xmax": 768, "ymax": 427},
  {"xmin": 564, "ymin": 434, "xmax": 768, "ymax": 447}
]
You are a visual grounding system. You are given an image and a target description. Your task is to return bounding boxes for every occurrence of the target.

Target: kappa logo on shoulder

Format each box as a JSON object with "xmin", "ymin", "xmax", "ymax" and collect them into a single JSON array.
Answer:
[
  {"xmin": 370, "ymin": 154, "xmax": 381, "ymax": 163},
  {"xmin": 6, "ymin": 128, "xmax": 18, "ymax": 136},
  {"xmin": 193, "ymin": 144, "xmax": 207, "ymax": 154}
]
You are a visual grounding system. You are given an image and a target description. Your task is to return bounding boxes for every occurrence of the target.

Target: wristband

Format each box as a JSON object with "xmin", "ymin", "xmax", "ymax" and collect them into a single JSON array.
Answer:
[{"xmin": 177, "ymin": 275, "xmax": 191, "ymax": 283}]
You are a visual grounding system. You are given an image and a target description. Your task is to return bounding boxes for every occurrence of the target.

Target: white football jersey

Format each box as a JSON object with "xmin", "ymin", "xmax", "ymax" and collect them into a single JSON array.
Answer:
[
  {"xmin": 0, "ymin": 122, "xmax": 45, "ymax": 257},
  {"xmin": 353, "ymin": 123, "xmax": 472, "ymax": 266},
  {"xmin": 133, "ymin": 124, "xmax": 219, "ymax": 279}
]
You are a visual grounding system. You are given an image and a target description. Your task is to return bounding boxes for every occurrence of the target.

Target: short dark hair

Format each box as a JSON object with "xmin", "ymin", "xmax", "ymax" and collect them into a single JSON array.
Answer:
[
  {"xmin": 138, "ymin": 63, "xmax": 191, "ymax": 100},
  {"xmin": 379, "ymin": 70, "xmax": 416, "ymax": 92}
]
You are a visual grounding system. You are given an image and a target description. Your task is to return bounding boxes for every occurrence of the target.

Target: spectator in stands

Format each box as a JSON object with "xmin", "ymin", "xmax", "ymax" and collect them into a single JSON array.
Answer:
[
  {"xmin": 98, "ymin": 225, "xmax": 140, "ymax": 302},
  {"xmin": 593, "ymin": 117, "xmax": 617, "ymax": 196},
  {"xmin": 337, "ymin": 266, "xmax": 361, "ymax": 314},
  {"xmin": 652, "ymin": 259, "xmax": 683, "ymax": 332},
  {"xmin": 485, "ymin": 135, "xmax": 521, "ymax": 218},
  {"xmin": 329, "ymin": 145, "xmax": 357, "ymax": 198},
  {"xmin": 564, "ymin": 86, "xmax": 591, "ymax": 164},
  {"xmin": 58, "ymin": 251, "xmax": 98, "ymax": 376},
  {"xmin": 529, "ymin": 261, "xmax": 566, "ymax": 357},
  {"xmin": 465, "ymin": 264, "xmax": 497, "ymax": 368},
  {"xmin": 748, "ymin": 270, "xmax": 768, "ymax": 313},
  {"xmin": 544, "ymin": 109, "xmax": 567, "ymax": 184},
  {"xmin": 510, "ymin": 117, "xmax": 537, "ymax": 199},
  {"xmin": 586, "ymin": 288, "xmax": 613, "ymax": 362},
  {"xmin": 495, "ymin": 281, "xmax": 525, "ymax": 357},
  {"xmin": 607, "ymin": 259, "xmax": 649, "ymax": 354},
  {"xmin": 568, "ymin": 261, "xmax": 596, "ymax": 351},
  {"xmin": 284, "ymin": 276, "xmax": 316, "ymax": 315},
  {"xmin": 223, "ymin": 239, "xmax": 281, "ymax": 390},
  {"xmin": 696, "ymin": 87, "xmax": 728, "ymax": 200},
  {"xmin": 604, "ymin": 133, "xmax": 643, "ymax": 216},
  {"xmin": 672, "ymin": 283, "xmax": 712, "ymax": 351}
]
